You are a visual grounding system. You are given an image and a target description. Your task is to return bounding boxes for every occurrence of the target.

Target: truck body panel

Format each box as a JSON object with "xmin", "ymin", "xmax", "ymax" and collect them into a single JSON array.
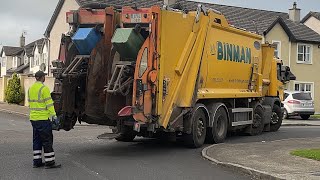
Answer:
[{"xmin": 52, "ymin": 4, "xmax": 295, "ymax": 147}]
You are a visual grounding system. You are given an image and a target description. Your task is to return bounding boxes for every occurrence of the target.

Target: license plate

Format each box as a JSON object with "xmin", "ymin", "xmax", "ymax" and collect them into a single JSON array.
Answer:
[
  {"xmin": 130, "ymin": 14, "xmax": 142, "ymax": 23},
  {"xmin": 302, "ymin": 103, "xmax": 312, "ymax": 107}
]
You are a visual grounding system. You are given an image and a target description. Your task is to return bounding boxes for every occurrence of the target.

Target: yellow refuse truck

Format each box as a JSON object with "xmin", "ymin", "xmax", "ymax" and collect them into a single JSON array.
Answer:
[
  {"xmin": 112, "ymin": 5, "xmax": 294, "ymax": 147},
  {"xmin": 53, "ymin": 4, "xmax": 295, "ymax": 148}
]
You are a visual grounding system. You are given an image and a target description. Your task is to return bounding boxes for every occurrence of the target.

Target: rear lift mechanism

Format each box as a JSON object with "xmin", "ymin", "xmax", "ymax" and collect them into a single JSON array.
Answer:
[
  {"xmin": 61, "ymin": 55, "xmax": 90, "ymax": 78},
  {"xmin": 105, "ymin": 62, "xmax": 134, "ymax": 96}
]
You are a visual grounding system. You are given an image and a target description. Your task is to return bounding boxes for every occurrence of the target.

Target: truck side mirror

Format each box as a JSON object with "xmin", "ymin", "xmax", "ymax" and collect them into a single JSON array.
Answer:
[{"xmin": 280, "ymin": 66, "xmax": 295, "ymax": 83}]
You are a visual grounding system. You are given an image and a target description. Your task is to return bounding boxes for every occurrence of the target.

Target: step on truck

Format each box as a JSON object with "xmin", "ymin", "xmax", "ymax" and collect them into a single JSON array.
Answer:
[{"xmin": 52, "ymin": 4, "xmax": 295, "ymax": 148}]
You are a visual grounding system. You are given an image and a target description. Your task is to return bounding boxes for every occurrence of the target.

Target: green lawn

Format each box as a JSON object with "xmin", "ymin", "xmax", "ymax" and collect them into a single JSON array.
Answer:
[
  {"xmin": 311, "ymin": 114, "xmax": 320, "ymax": 119},
  {"xmin": 291, "ymin": 149, "xmax": 320, "ymax": 161}
]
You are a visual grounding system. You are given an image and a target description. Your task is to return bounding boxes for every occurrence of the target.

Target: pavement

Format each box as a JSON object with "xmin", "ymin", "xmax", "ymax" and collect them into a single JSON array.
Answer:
[
  {"xmin": 203, "ymin": 137, "xmax": 320, "ymax": 180},
  {"xmin": 1, "ymin": 102, "xmax": 320, "ymax": 180},
  {"xmin": 0, "ymin": 111, "xmax": 248, "ymax": 180}
]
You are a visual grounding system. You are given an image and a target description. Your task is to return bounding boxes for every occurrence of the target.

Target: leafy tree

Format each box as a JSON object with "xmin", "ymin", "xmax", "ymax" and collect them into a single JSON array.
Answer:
[{"xmin": 5, "ymin": 73, "xmax": 24, "ymax": 104}]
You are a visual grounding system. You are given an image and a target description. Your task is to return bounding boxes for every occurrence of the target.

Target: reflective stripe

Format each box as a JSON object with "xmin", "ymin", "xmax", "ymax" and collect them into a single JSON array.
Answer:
[
  {"xmin": 45, "ymin": 157, "xmax": 55, "ymax": 162},
  {"xmin": 43, "ymin": 97, "xmax": 52, "ymax": 102},
  {"xmin": 33, "ymin": 150, "xmax": 42, "ymax": 154},
  {"xmin": 30, "ymin": 108, "xmax": 47, "ymax": 111},
  {"xmin": 28, "ymin": 98, "xmax": 51, "ymax": 103},
  {"xmin": 46, "ymin": 104, "xmax": 54, "ymax": 108},
  {"xmin": 38, "ymin": 85, "xmax": 45, "ymax": 100},
  {"xmin": 44, "ymin": 152, "xmax": 55, "ymax": 157},
  {"xmin": 29, "ymin": 99, "xmax": 42, "ymax": 103},
  {"xmin": 33, "ymin": 155, "xmax": 42, "ymax": 159}
]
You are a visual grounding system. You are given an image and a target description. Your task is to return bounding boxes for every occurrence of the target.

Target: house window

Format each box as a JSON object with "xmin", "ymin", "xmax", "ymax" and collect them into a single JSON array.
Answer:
[
  {"xmin": 40, "ymin": 54, "xmax": 44, "ymax": 64},
  {"xmin": 294, "ymin": 82, "xmax": 314, "ymax": 98},
  {"xmin": 13, "ymin": 57, "xmax": 18, "ymax": 67},
  {"xmin": 2, "ymin": 57, "xmax": 6, "ymax": 67},
  {"xmin": 297, "ymin": 44, "xmax": 312, "ymax": 64},
  {"xmin": 24, "ymin": 55, "xmax": 28, "ymax": 65},
  {"xmin": 35, "ymin": 55, "xmax": 39, "ymax": 66},
  {"xmin": 272, "ymin": 41, "xmax": 281, "ymax": 58},
  {"xmin": 43, "ymin": 53, "xmax": 48, "ymax": 65},
  {"xmin": 30, "ymin": 57, "xmax": 34, "ymax": 68}
]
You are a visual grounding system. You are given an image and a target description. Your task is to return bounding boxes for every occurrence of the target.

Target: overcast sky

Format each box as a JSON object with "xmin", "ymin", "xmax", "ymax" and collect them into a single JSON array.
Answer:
[{"xmin": 0, "ymin": 0, "xmax": 319, "ymax": 47}]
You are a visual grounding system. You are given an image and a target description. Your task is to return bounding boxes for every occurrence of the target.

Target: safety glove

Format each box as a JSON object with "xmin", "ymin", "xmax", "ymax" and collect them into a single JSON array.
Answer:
[{"xmin": 51, "ymin": 116, "xmax": 61, "ymax": 131}]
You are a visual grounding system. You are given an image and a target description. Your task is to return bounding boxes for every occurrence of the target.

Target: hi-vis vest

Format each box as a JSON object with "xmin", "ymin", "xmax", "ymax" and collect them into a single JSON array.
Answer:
[{"xmin": 28, "ymin": 81, "xmax": 56, "ymax": 121}]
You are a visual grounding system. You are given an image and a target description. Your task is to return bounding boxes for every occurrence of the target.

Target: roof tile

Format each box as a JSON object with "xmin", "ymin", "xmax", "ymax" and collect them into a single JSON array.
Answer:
[{"xmin": 60, "ymin": 0, "xmax": 320, "ymax": 43}]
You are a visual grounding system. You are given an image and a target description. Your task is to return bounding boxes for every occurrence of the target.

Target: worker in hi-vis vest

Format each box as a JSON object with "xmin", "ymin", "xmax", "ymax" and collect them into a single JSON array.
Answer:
[{"xmin": 28, "ymin": 71, "xmax": 61, "ymax": 169}]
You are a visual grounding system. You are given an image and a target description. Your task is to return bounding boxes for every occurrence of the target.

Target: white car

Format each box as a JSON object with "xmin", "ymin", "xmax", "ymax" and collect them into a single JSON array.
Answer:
[{"xmin": 283, "ymin": 91, "xmax": 315, "ymax": 120}]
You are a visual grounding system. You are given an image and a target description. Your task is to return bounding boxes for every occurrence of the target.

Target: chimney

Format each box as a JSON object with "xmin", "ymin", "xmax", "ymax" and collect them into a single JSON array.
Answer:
[
  {"xmin": 289, "ymin": 2, "xmax": 301, "ymax": 22},
  {"xmin": 20, "ymin": 33, "xmax": 25, "ymax": 47},
  {"xmin": 164, "ymin": 0, "xmax": 177, "ymax": 6}
]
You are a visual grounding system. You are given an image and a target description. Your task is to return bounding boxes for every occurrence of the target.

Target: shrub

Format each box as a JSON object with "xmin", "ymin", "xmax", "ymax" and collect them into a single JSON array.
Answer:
[{"xmin": 5, "ymin": 73, "xmax": 24, "ymax": 104}]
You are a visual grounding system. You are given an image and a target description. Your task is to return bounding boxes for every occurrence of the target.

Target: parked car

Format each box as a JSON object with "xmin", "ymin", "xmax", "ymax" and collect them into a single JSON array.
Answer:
[{"xmin": 282, "ymin": 91, "xmax": 315, "ymax": 120}]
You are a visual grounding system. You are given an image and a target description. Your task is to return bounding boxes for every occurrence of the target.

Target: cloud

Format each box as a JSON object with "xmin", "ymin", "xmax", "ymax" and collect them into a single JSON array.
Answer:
[{"xmin": 0, "ymin": 0, "xmax": 59, "ymax": 46}]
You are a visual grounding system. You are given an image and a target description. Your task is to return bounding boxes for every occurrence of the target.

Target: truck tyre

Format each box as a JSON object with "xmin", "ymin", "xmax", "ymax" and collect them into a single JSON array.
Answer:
[
  {"xmin": 184, "ymin": 107, "xmax": 207, "ymax": 148},
  {"xmin": 270, "ymin": 104, "xmax": 283, "ymax": 132},
  {"xmin": 115, "ymin": 126, "xmax": 137, "ymax": 142},
  {"xmin": 206, "ymin": 107, "xmax": 228, "ymax": 144},
  {"xmin": 300, "ymin": 115, "xmax": 310, "ymax": 120},
  {"xmin": 249, "ymin": 105, "xmax": 264, "ymax": 136}
]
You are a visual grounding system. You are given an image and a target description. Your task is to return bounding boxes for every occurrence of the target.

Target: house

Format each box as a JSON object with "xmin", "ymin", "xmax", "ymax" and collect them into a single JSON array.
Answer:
[
  {"xmin": 1, "ymin": 46, "xmax": 23, "ymax": 77},
  {"xmin": 301, "ymin": 11, "xmax": 320, "ymax": 35},
  {"xmin": 0, "ymin": 35, "xmax": 49, "ymax": 77},
  {"xmin": 29, "ymin": 38, "xmax": 50, "ymax": 75},
  {"xmin": 261, "ymin": 3, "xmax": 320, "ymax": 114},
  {"xmin": 47, "ymin": 0, "xmax": 320, "ymax": 112}
]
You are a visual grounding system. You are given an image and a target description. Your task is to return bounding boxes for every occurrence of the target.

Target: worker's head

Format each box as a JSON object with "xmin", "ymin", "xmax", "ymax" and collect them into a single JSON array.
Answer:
[{"xmin": 35, "ymin": 71, "xmax": 46, "ymax": 83}]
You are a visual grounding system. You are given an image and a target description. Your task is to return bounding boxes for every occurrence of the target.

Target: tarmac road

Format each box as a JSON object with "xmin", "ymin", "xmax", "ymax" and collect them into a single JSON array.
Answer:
[
  {"xmin": 0, "ymin": 112, "xmax": 248, "ymax": 180},
  {"xmin": 1, "ymin": 111, "xmax": 319, "ymax": 180}
]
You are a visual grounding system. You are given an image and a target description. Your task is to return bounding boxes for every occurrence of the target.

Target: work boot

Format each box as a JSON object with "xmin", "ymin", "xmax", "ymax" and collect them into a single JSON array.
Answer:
[
  {"xmin": 45, "ymin": 163, "xmax": 62, "ymax": 169},
  {"xmin": 33, "ymin": 163, "xmax": 45, "ymax": 168}
]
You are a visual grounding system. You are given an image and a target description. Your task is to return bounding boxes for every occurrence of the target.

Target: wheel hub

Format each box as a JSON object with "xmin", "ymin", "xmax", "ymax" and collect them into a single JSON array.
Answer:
[
  {"xmin": 271, "ymin": 112, "xmax": 279, "ymax": 124},
  {"xmin": 197, "ymin": 118, "xmax": 205, "ymax": 137}
]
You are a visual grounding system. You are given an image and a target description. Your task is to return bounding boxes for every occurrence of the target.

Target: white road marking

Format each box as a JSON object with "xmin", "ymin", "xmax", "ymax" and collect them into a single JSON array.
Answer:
[{"xmin": 71, "ymin": 160, "xmax": 109, "ymax": 180}]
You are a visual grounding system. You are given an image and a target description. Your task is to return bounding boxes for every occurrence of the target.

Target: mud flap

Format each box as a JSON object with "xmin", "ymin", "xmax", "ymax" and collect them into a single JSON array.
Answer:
[{"xmin": 262, "ymin": 105, "xmax": 272, "ymax": 132}]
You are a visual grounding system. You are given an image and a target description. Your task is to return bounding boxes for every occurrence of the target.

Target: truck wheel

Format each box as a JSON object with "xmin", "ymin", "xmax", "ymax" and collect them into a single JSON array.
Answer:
[
  {"xmin": 206, "ymin": 107, "xmax": 228, "ymax": 144},
  {"xmin": 184, "ymin": 107, "xmax": 207, "ymax": 148},
  {"xmin": 301, "ymin": 115, "xmax": 310, "ymax": 120},
  {"xmin": 115, "ymin": 126, "xmax": 137, "ymax": 142},
  {"xmin": 270, "ymin": 104, "xmax": 283, "ymax": 132},
  {"xmin": 249, "ymin": 105, "xmax": 264, "ymax": 136}
]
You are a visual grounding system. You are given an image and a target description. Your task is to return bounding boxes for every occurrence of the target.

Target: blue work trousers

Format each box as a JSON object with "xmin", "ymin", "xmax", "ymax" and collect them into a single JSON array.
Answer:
[{"xmin": 31, "ymin": 120, "xmax": 55, "ymax": 166}]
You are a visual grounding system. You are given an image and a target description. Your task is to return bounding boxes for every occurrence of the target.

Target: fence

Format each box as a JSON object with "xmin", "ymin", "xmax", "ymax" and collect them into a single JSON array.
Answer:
[{"xmin": 0, "ymin": 75, "xmax": 55, "ymax": 106}]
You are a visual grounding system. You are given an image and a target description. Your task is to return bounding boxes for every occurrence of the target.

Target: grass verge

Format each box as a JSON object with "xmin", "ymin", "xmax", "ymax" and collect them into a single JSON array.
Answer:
[
  {"xmin": 291, "ymin": 149, "xmax": 320, "ymax": 161},
  {"xmin": 311, "ymin": 114, "xmax": 320, "ymax": 119}
]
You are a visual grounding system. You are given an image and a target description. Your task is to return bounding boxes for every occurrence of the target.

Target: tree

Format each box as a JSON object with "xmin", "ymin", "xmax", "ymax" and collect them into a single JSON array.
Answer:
[{"xmin": 5, "ymin": 73, "xmax": 24, "ymax": 104}]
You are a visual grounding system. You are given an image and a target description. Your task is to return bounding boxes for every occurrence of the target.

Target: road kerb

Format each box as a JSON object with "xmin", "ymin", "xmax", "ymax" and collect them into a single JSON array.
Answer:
[
  {"xmin": 201, "ymin": 144, "xmax": 285, "ymax": 180},
  {"xmin": 282, "ymin": 123, "xmax": 320, "ymax": 127},
  {"xmin": 0, "ymin": 108, "xmax": 28, "ymax": 117}
]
